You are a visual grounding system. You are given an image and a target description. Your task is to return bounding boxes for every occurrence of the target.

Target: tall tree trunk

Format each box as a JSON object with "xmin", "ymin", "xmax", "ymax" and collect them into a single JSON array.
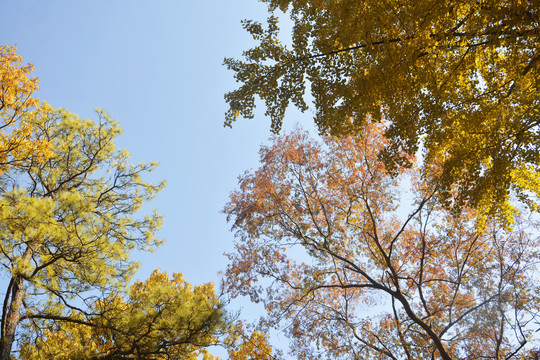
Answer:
[
  {"xmin": 0, "ymin": 275, "xmax": 25, "ymax": 360},
  {"xmin": 0, "ymin": 246, "xmax": 32, "ymax": 360}
]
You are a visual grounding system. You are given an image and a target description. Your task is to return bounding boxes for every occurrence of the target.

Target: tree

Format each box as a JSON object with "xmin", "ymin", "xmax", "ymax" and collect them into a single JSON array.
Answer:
[
  {"xmin": 223, "ymin": 124, "xmax": 540, "ymax": 359},
  {"xmin": 224, "ymin": 0, "xmax": 540, "ymax": 222},
  {"xmin": 0, "ymin": 107, "xmax": 164, "ymax": 360},
  {"xmin": 0, "ymin": 45, "xmax": 50, "ymax": 170},
  {"xmin": 19, "ymin": 269, "xmax": 225, "ymax": 360}
]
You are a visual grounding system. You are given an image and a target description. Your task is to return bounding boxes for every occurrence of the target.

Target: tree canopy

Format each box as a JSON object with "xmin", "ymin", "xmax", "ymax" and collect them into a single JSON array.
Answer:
[
  {"xmin": 0, "ymin": 107, "xmax": 165, "ymax": 359},
  {"xmin": 19, "ymin": 269, "xmax": 225, "ymax": 360},
  {"xmin": 224, "ymin": 0, "xmax": 540, "ymax": 222},
  {"xmin": 223, "ymin": 124, "xmax": 540, "ymax": 359},
  {"xmin": 0, "ymin": 106, "xmax": 269, "ymax": 360}
]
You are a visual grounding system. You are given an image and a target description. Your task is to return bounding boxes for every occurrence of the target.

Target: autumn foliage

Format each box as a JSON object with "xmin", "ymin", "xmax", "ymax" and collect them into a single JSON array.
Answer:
[
  {"xmin": 0, "ymin": 108, "xmax": 164, "ymax": 359},
  {"xmin": 0, "ymin": 45, "xmax": 50, "ymax": 169},
  {"xmin": 223, "ymin": 123, "xmax": 540, "ymax": 359},
  {"xmin": 0, "ymin": 45, "xmax": 233, "ymax": 360},
  {"xmin": 225, "ymin": 321, "xmax": 275, "ymax": 360},
  {"xmin": 20, "ymin": 270, "xmax": 225, "ymax": 360},
  {"xmin": 224, "ymin": 0, "xmax": 540, "ymax": 223}
]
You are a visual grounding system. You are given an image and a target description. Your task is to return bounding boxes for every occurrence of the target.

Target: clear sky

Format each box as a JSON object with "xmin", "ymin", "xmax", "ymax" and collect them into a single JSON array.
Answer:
[{"xmin": 0, "ymin": 0, "xmax": 313, "ymax": 289}]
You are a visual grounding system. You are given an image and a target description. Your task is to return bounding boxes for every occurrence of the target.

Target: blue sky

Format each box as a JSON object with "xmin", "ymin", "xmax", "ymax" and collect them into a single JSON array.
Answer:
[{"xmin": 0, "ymin": 0, "xmax": 313, "ymax": 289}]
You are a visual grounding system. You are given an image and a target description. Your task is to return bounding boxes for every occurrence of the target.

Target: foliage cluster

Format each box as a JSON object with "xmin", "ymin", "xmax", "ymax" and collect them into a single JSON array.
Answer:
[
  {"xmin": 20, "ymin": 270, "xmax": 224, "ymax": 360},
  {"xmin": 224, "ymin": 0, "xmax": 540, "ymax": 223},
  {"xmin": 0, "ymin": 45, "xmax": 51, "ymax": 171}
]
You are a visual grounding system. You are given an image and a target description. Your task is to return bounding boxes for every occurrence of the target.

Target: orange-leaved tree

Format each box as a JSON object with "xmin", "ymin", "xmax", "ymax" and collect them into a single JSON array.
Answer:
[
  {"xmin": 223, "ymin": 123, "xmax": 540, "ymax": 359},
  {"xmin": 0, "ymin": 45, "xmax": 50, "ymax": 170}
]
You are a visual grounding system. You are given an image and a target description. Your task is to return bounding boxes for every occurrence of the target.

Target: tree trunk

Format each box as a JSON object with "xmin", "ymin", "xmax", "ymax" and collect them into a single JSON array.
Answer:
[
  {"xmin": 0, "ymin": 246, "xmax": 32, "ymax": 360},
  {"xmin": 0, "ymin": 275, "xmax": 25, "ymax": 360}
]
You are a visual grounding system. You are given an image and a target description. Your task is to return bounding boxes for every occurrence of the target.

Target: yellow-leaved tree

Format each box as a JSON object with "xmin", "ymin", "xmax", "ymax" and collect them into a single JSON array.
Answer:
[
  {"xmin": 0, "ymin": 45, "xmax": 50, "ymax": 169},
  {"xmin": 224, "ymin": 0, "xmax": 540, "ymax": 223},
  {"xmin": 19, "ymin": 270, "xmax": 225, "ymax": 360},
  {"xmin": 0, "ymin": 107, "xmax": 226, "ymax": 360}
]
